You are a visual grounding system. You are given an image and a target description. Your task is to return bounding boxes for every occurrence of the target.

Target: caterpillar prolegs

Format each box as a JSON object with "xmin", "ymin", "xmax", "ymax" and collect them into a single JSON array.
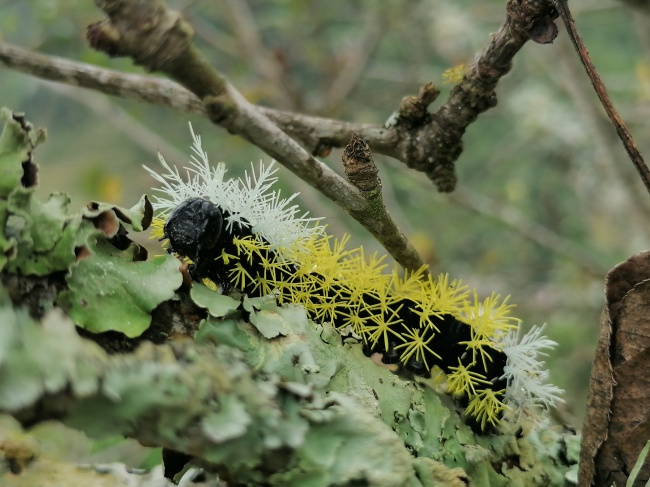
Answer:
[{"xmin": 145, "ymin": 127, "xmax": 563, "ymax": 430}]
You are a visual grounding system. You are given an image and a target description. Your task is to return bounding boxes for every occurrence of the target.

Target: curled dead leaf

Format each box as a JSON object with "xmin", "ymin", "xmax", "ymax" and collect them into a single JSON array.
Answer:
[{"xmin": 580, "ymin": 250, "xmax": 650, "ymax": 486}]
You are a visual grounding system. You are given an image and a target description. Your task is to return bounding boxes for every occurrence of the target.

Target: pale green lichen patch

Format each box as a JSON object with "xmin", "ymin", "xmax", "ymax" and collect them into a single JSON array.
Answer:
[
  {"xmin": 0, "ymin": 293, "xmax": 106, "ymax": 413},
  {"xmin": 0, "ymin": 108, "xmax": 44, "ymax": 199},
  {"xmin": 201, "ymin": 395, "xmax": 251, "ymax": 443},
  {"xmin": 59, "ymin": 241, "xmax": 182, "ymax": 337},
  {"xmin": 0, "ymin": 109, "xmax": 45, "ymax": 271},
  {"xmin": 248, "ymin": 297, "xmax": 299, "ymax": 339},
  {"xmin": 8, "ymin": 190, "xmax": 70, "ymax": 254},
  {"xmin": 193, "ymin": 294, "xmax": 579, "ymax": 486},
  {"xmin": 4, "ymin": 188, "xmax": 154, "ymax": 278},
  {"xmin": 0, "ymin": 109, "xmax": 182, "ymax": 338},
  {"xmin": 4, "ymin": 187, "xmax": 98, "ymax": 276},
  {"xmin": 190, "ymin": 284, "xmax": 240, "ymax": 318},
  {"xmin": 83, "ymin": 195, "xmax": 153, "ymax": 234},
  {"xmin": 0, "ymin": 277, "xmax": 580, "ymax": 486}
]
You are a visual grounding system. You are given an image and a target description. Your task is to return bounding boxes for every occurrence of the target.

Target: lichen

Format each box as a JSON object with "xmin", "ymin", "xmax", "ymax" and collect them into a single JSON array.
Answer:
[{"xmin": 0, "ymin": 108, "xmax": 182, "ymax": 336}]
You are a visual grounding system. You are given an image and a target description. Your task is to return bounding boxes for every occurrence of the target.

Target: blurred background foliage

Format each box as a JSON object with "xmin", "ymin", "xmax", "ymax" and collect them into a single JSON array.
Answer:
[{"xmin": 1, "ymin": 0, "xmax": 649, "ymax": 460}]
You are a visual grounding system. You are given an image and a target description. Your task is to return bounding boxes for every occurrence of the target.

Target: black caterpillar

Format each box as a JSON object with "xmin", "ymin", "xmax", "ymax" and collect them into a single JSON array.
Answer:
[{"xmin": 146, "ymin": 133, "xmax": 562, "ymax": 432}]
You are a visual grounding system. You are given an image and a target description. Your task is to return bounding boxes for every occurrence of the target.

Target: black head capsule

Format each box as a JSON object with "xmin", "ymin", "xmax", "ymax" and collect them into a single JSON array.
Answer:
[{"xmin": 164, "ymin": 197, "xmax": 224, "ymax": 264}]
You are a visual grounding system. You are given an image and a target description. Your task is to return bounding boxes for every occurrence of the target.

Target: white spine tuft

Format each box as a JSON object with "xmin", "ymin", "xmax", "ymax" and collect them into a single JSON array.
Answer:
[
  {"xmin": 501, "ymin": 325, "xmax": 564, "ymax": 422},
  {"xmin": 143, "ymin": 123, "xmax": 323, "ymax": 249}
]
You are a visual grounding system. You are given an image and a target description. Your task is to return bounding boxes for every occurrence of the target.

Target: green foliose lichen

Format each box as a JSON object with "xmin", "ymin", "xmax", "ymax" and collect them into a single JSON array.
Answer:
[
  {"xmin": 0, "ymin": 109, "xmax": 181, "ymax": 337},
  {"xmin": 58, "ymin": 240, "xmax": 182, "ymax": 338}
]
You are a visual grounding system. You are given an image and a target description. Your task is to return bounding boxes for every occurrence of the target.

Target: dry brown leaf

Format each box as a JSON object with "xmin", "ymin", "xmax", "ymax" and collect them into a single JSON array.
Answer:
[{"xmin": 580, "ymin": 250, "xmax": 650, "ymax": 486}]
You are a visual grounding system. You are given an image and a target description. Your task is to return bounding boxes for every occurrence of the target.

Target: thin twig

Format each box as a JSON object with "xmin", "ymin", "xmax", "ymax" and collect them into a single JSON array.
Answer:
[
  {"xmin": 554, "ymin": 0, "xmax": 650, "ymax": 196},
  {"xmin": 551, "ymin": 42, "xmax": 650, "ymax": 229},
  {"xmin": 0, "ymin": 41, "xmax": 394, "ymax": 158},
  {"xmin": 0, "ymin": 42, "xmax": 207, "ymax": 115}
]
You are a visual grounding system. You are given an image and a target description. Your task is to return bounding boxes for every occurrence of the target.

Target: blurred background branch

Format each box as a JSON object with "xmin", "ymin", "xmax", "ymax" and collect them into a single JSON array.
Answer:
[{"xmin": 223, "ymin": 0, "xmax": 304, "ymax": 110}]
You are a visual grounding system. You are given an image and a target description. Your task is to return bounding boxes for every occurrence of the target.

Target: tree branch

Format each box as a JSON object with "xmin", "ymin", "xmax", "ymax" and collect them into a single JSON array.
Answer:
[
  {"xmin": 385, "ymin": 0, "xmax": 559, "ymax": 191},
  {"xmin": 553, "ymin": 0, "xmax": 650, "ymax": 197},
  {"xmin": 0, "ymin": 40, "xmax": 393, "ymax": 155},
  {"xmin": 0, "ymin": 41, "xmax": 206, "ymax": 116}
]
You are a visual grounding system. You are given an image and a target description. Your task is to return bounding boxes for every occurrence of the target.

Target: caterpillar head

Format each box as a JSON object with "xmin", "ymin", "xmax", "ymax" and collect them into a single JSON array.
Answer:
[{"xmin": 164, "ymin": 197, "xmax": 223, "ymax": 264}]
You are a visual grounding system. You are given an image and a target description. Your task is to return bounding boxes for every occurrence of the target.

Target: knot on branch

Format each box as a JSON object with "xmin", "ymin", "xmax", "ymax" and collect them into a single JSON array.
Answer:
[
  {"xmin": 397, "ymin": 83, "xmax": 440, "ymax": 128},
  {"xmin": 396, "ymin": 125, "xmax": 460, "ymax": 192},
  {"xmin": 506, "ymin": 0, "xmax": 559, "ymax": 45},
  {"xmin": 429, "ymin": 164, "xmax": 457, "ymax": 193},
  {"xmin": 343, "ymin": 135, "xmax": 381, "ymax": 196},
  {"xmin": 87, "ymin": 2, "xmax": 194, "ymax": 72}
]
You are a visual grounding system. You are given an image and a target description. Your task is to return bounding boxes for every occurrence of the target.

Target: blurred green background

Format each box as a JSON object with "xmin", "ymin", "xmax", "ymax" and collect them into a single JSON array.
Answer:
[{"xmin": 1, "ymin": 0, "xmax": 649, "ymax": 462}]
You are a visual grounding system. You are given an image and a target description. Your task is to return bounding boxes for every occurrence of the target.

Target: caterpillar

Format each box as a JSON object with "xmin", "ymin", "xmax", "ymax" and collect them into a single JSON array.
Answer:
[{"xmin": 144, "ymin": 126, "xmax": 563, "ymax": 430}]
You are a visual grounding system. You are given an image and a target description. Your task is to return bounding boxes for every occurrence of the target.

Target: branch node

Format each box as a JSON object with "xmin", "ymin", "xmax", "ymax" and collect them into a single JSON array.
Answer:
[
  {"xmin": 528, "ymin": 15, "xmax": 559, "ymax": 45},
  {"xmin": 418, "ymin": 82, "xmax": 441, "ymax": 106},
  {"xmin": 397, "ymin": 82, "xmax": 440, "ymax": 127},
  {"xmin": 430, "ymin": 163, "xmax": 457, "ymax": 194},
  {"xmin": 506, "ymin": 0, "xmax": 559, "ymax": 44}
]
